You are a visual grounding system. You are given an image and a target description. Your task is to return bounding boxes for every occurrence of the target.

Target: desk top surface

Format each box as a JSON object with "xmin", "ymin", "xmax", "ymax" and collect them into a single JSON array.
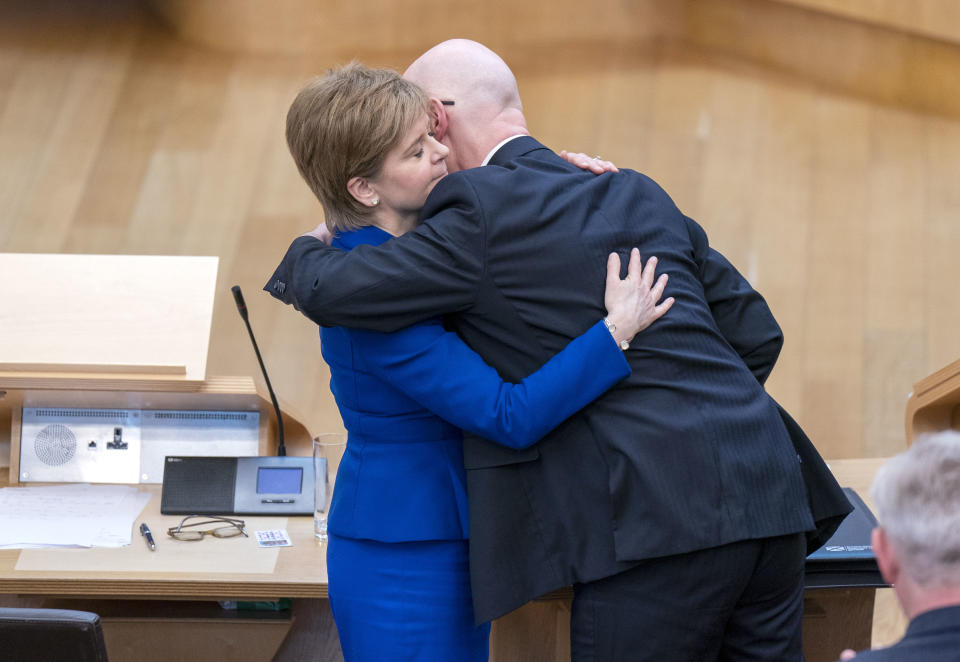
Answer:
[
  {"xmin": 0, "ymin": 484, "xmax": 328, "ymax": 599},
  {"xmin": 0, "ymin": 458, "xmax": 887, "ymax": 601}
]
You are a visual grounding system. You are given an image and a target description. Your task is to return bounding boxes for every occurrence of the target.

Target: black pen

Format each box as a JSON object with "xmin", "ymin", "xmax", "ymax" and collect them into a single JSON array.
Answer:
[{"xmin": 139, "ymin": 522, "xmax": 156, "ymax": 551}]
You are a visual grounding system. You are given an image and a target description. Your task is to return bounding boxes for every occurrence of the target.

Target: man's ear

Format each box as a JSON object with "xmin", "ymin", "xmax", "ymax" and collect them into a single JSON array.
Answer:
[
  {"xmin": 346, "ymin": 176, "xmax": 376, "ymax": 207},
  {"xmin": 872, "ymin": 527, "xmax": 900, "ymax": 586},
  {"xmin": 427, "ymin": 97, "xmax": 449, "ymax": 141}
]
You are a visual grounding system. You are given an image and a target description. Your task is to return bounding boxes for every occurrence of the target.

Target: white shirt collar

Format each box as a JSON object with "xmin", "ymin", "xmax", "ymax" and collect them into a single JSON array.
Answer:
[{"xmin": 481, "ymin": 134, "xmax": 527, "ymax": 166}]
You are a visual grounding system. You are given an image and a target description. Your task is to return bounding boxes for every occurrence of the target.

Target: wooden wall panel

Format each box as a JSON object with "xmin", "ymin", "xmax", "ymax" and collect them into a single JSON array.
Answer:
[
  {"xmin": 862, "ymin": 108, "xmax": 928, "ymax": 456},
  {"xmin": 2, "ymin": 0, "xmax": 960, "ymax": 462},
  {"xmin": 801, "ymin": 97, "xmax": 870, "ymax": 458},
  {"xmin": 684, "ymin": 0, "xmax": 960, "ymax": 119},
  {"xmin": 146, "ymin": 0, "xmax": 684, "ymax": 57},
  {"xmin": 923, "ymin": 120, "xmax": 960, "ymax": 380},
  {"xmin": 747, "ymin": 83, "xmax": 815, "ymax": 419},
  {"xmin": 774, "ymin": 0, "xmax": 960, "ymax": 45}
]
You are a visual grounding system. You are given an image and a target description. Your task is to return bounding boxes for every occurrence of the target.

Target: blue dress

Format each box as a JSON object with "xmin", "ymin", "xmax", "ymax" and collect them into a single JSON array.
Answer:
[{"xmin": 322, "ymin": 225, "xmax": 631, "ymax": 661}]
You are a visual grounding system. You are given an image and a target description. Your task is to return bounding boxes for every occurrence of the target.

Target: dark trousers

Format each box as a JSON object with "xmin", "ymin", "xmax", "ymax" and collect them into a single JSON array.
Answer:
[{"xmin": 571, "ymin": 532, "xmax": 806, "ymax": 662}]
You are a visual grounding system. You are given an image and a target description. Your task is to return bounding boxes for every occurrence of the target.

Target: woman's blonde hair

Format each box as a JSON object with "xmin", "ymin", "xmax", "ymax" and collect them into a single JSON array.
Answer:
[{"xmin": 286, "ymin": 62, "xmax": 429, "ymax": 232}]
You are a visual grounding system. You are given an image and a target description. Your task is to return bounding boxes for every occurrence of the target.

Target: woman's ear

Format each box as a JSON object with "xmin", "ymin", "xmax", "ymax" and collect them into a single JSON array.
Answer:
[
  {"xmin": 347, "ymin": 176, "xmax": 377, "ymax": 207},
  {"xmin": 427, "ymin": 98, "xmax": 449, "ymax": 141}
]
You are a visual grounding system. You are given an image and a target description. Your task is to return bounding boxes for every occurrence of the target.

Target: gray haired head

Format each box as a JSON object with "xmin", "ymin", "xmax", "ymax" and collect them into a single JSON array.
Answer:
[{"xmin": 871, "ymin": 429, "xmax": 960, "ymax": 587}]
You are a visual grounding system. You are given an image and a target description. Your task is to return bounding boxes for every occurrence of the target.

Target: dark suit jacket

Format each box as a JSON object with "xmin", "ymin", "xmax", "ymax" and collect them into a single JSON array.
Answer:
[
  {"xmin": 266, "ymin": 136, "xmax": 850, "ymax": 622},
  {"xmin": 843, "ymin": 605, "xmax": 960, "ymax": 661},
  {"xmin": 323, "ymin": 225, "xmax": 631, "ymax": 544}
]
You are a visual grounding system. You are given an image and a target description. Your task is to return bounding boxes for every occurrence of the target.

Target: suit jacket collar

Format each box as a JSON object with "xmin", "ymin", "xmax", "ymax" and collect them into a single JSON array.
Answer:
[{"xmin": 487, "ymin": 135, "xmax": 550, "ymax": 167}]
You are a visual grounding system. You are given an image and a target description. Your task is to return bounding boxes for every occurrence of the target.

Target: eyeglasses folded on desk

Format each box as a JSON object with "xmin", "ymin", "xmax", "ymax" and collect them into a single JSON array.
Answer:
[{"xmin": 166, "ymin": 515, "xmax": 249, "ymax": 541}]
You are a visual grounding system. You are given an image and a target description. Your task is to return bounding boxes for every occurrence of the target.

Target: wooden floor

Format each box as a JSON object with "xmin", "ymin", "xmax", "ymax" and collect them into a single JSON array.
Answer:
[{"xmin": 6, "ymin": 0, "xmax": 958, "ymax": 653}]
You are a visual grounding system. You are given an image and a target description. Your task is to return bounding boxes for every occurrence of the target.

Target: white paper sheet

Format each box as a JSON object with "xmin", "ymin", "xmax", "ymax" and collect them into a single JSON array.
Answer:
[{"xmin": 0, "ymin": 484, "xmax": 151, "ymax": 549}]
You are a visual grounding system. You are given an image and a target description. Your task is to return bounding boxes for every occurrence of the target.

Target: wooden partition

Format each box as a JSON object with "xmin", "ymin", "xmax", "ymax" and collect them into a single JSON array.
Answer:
[
  {"xmin": 773, "ymin": 0, "xmax": 960, "ymax": 45},
  {"xmin": 905, "ymin": 357, "xmax": 960, "ymax": 445},
  {"xmin": 683, "ymin": 0, "xmax": 960, "ymax": 118},
  {"xmin": 146, "ymin": 0, "xmax": 960, "ymax": 118},
  {"xmin": 146, "ymin": 0, "xmax": 683, "ymax": 57}
]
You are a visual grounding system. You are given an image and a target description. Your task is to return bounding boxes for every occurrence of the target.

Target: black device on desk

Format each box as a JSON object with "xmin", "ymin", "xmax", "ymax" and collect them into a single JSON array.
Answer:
[
  {"xmin": 804, "ymin": 487, "xmax": 887, "ymax": 589},
  {"xmin": 160, "ymin": 455, "xmax": 314, "ymax": 515}
]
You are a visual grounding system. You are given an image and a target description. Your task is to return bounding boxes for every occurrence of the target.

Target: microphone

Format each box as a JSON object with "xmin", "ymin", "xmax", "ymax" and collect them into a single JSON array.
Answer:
[{"xmin": 232, "ymin": 285, "xmax": 286, "ymax": 456}]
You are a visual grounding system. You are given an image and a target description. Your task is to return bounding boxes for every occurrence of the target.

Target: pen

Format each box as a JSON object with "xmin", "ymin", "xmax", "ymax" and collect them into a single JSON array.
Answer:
[{"xmin": 140, "ymin": 522, "xmax": 156, "ymax": 551}]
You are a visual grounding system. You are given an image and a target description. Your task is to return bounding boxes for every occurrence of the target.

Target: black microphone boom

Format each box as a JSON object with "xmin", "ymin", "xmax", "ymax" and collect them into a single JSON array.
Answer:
[{"xmin": 232, "ymin": 285, "xmax": 286, "ymax": 457}]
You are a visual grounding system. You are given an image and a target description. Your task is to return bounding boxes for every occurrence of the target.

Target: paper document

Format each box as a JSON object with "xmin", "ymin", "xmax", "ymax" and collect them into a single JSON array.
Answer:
[{"xmin": 0, "ymin": 484, "xmax": 151, "ymax": 549}]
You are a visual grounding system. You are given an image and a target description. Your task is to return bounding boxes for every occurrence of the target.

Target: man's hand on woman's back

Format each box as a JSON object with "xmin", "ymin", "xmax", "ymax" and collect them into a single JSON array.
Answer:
[
  {"xmin": 560, "ymin": 150, "xmax": 619, "ymax": 174},
  {"xmin": 302, "ymin": 222, "xmax": 333, "ymax": 244}
]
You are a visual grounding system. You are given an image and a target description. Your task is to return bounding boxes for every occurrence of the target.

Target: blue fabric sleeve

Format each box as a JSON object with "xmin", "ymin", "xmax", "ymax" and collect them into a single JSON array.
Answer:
[{"xmin": 352, "ymin": 319, "xmax": 630, "ymax": 449}]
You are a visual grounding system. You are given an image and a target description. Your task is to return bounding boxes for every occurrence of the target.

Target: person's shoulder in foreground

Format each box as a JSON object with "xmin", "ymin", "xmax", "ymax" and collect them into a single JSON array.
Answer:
[{"xmin": 841, "ymin": 605, "xmax": 960, "ymax": 660}]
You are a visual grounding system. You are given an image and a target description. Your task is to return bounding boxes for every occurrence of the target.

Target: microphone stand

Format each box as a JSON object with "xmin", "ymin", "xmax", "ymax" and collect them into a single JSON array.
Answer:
[{"xmin": 231, "ymin": 285, "xmax": 286, "ymax": 456}]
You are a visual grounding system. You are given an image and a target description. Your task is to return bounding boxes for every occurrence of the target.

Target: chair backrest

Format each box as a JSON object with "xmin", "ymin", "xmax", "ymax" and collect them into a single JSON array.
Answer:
[{"xmin": 0, "ymin": 608, "xmax": 109, "ymax": 662}]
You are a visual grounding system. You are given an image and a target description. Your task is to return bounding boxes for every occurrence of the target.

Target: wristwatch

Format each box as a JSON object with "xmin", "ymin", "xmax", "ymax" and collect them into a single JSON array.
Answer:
[{"xmin": 603, "ymin": 318, "xmax": 631, "ymax": 351}]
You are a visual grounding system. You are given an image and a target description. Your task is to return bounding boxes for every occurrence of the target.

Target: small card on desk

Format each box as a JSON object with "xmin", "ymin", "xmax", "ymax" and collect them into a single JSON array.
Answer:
[{"xmin": 255, "ymin": 529, "xmax": 292, "ymax": 547}]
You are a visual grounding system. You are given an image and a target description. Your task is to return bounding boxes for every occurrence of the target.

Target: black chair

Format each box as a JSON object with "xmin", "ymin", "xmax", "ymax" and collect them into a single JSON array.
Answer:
[{"xmin": 0, "ymin": 608, "xmax": 109, "ymax": 662}]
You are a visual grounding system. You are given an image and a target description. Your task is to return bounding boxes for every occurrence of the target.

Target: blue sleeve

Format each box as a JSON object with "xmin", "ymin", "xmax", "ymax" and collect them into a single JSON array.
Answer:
[
  {"xmin": 352, "ymin": 319, "xmax": 631, "ymax": 449},
  {"xmin": 685, "ymin": 215, "xmax": 783, "ymax": 385}
]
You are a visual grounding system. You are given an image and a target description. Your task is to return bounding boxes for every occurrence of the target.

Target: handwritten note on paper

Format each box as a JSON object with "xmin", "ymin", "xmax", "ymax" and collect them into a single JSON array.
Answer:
[{"xmin": 0, "ymin": 484, "xmax": 151, "ymax": 549}]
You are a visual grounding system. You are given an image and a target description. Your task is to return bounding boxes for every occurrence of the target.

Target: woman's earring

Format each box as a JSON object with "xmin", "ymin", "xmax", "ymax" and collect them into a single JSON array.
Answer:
[{"xmin": 371, "ymin": 198, "xmax": 379, "ymax": 206}]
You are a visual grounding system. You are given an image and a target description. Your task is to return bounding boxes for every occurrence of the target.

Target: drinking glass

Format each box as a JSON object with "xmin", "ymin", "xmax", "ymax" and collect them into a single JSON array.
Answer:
[{"xmin": 313, "ymin": 432, "xmax": 346, "ymax": 541}]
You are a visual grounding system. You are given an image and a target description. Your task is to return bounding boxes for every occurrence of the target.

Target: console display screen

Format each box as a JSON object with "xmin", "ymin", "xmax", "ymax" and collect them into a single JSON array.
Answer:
[{"xmin": 256, "ymin": 467, "xmax": 303, "ymax": 494}]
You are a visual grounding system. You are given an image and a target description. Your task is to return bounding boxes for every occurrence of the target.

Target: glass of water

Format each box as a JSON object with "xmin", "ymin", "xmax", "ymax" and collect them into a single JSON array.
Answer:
[{"xmin": 312, "ymin": 432, "xmax": 346, "ymax": 541}]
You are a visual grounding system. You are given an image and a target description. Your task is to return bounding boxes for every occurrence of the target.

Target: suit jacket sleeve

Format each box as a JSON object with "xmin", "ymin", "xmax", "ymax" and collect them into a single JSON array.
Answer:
[
  {"xmin": 685, "ymin": 216, "xmax": 783, "ymax": 384},
  {"xmin": 354, "ymin": 319, "xmax": 630, "ymax": 449},
  {"xmin": 264, "ymin": 176, "xmax": 486, "ymax": 332}
]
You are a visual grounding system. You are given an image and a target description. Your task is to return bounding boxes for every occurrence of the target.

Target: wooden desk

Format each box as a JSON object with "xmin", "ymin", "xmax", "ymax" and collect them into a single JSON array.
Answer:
[
  {"xmin": 0, "ymin": 460, "xmax": 905, "ymax": 662},
  {"xmin": 0, "ymin": 484, "xmax": 336, "ymax": 661},
  {"xmin": 0, "ymin": 486, "xmax": 326, "ymax": 600}
]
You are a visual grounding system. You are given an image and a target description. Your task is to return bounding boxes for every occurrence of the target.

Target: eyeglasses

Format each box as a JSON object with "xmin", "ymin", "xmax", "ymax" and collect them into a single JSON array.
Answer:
[
  {"xmin": 440, "ymin": 100, "xmax": 455, "ymax": 106},
  {"xmin": 166, "ymin": 515, "xmax": 249, "ymax": 541}
]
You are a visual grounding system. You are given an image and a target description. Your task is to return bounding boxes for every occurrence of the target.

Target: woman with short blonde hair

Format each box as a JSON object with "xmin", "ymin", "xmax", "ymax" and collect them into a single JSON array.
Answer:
[{"xmin": 286, "ymin": 62, "xmax": 429, "ymax": 232}]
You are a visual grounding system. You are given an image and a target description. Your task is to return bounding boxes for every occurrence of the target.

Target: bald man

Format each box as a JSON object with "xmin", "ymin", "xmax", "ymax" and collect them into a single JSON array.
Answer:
[{"xmin": 267, "ymin": 40, "xmax": 850, "ymax": 661}]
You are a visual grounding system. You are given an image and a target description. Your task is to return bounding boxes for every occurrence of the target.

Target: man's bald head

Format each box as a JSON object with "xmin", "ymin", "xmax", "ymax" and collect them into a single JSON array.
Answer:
[
  {"xmin": 404, "ymin": 39, "xmax": 527, "ymax": 171},
  {"xmin": 404, "ymin": 39, "xmax": 522, "ymax": 114}
]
